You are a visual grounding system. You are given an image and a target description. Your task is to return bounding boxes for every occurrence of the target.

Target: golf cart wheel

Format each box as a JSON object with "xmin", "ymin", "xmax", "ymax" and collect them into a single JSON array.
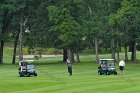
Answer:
[
  {"xmin": 98, "ymin": 71, "xmax": 102, "ymax": 75},
  {"xmin": 19, "ymin": 74, "xmax": 23, "ymax": 77},
  {"xmin": 34, "ymin": 73, "xmax": 37, "ymax": 76},
  {"xmin": 27, "ymin": 73, "xmax": 30, "ymax": 77},
  {"xmin": 106, "ymin": 72, "xmax": 110, "ymax": 75}
]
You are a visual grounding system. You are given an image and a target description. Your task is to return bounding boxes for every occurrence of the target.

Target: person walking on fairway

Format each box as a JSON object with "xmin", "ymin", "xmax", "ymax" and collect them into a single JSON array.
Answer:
[
  {"xmin": 66, "ymin": 59, "xmax": 72, "ymax": 76},
  {"xmin": 119, "ymin": 59, "xmax": 125, "ymax": 75}
]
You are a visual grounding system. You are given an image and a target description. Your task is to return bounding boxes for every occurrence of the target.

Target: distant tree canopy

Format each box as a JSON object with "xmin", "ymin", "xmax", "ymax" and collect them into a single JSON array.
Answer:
[{"xmin": 0, "ymin": 0, "xmax": 140, "ymax": 64}]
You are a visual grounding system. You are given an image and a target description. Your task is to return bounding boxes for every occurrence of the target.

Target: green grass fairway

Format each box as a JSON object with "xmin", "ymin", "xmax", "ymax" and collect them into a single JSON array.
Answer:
[{"xmin": 0, "ymin": 60, "xmax": 140, "ymax": 93}]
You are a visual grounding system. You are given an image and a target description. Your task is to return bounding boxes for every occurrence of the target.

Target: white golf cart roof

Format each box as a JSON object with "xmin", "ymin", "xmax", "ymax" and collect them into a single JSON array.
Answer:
[
  {"xmin": 19, "ymin": 60, "xmax": 34, "ymax": 66},
  {"xmin": 100, "ymin": 59, "xmax": 114, "ymax": 61},
  {"xmin": 20, "ymin": 60, "xmax": 34, "ymax": 62}
]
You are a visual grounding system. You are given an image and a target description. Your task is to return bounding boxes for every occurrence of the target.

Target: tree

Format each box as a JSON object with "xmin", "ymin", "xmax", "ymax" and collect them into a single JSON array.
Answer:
[
  {"xmin": 0, "ymin": 0, "xmax": 18, "ymax": 64},
  {"xmin": 83, "ymin": 0, "xmax": 114, "ymax": 63},
  {"xmin": 47, "ymin": 0, "xmax": 84, "ymax": 62},
  {"xmin": 108, "ymin": 0, "xmax": 139, "ymax": 61},
  {"xmin": 10, "ymin": 0, "xmax": 39, "ymax": 63}
]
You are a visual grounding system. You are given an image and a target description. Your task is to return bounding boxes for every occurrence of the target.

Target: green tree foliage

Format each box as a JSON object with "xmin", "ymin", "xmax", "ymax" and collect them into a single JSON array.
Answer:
[
  {"xmin": 47, "ymin": 1, "xmax": 84, "ymax": 62},
  {"xmin": 0, "ymin": 0, "xmax": 20, "ymax": 63},
  {"xmin": 108, "ymin": 0, "xmax": 140, "ymax": 61},
  {"xmin": 0, "ymin": 0, "xmax": 140, "ymax": 64}
]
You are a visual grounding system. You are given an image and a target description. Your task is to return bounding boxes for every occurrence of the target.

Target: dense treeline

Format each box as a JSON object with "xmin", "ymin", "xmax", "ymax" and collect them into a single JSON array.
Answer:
[{"xmin": 0, "ymin": 0, "xmax": 140, "ymax": 64}]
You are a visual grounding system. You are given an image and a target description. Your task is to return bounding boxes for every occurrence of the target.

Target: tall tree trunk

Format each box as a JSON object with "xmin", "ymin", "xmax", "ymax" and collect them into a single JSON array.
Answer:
[
  {"xmin": 0, "ymin": 10, "xmax": 12, "ymax": 64},
  {"xmin": 63, "ymin": 48, "xmax": 68, "ymax": 62},
  {"xmin": 19, "ymin": 17, "xmax": 23, "ymax": 61},
  {"xmin": 0, "ymin": 27, "xmax": 5, "ymax": 64},
  {"xmin": 128, "ymin": 44, "xmax": 132, "ymax": 52},
  {"xmin": 116, "ymin": 40, "xmax": 120, "ymax": 62},
  {"xmin": 131, "ymin": 30, "xmax": 137, "ymax": 61},
  {"xmin": 123, "ymin": 25, "xmax": 128, "ymax": 61},
  {"xmin": 111, "ymin": 37, "xmax": 115, "ymax": 59},
  {"xmin": 124, "ymin": 44, "xmax": 128, "ymax": 61},
  {"xmin": 12, "ymin": 29, "xmax": 20, "ymax": 64},
  {"xmin": 94, "ymin": 37, "xmax": 99, "ymax": 63},
  {"xmin": 18, "ymin": 14, "xmax": 29, "ymax": 61},
  {"xmin": 71, "ymin": 49, "xmax": 75, "ymax": 62},
  {"xmin": 131, "ymin": 35, "xmax": 136, "ymax": 61},
  {"xmin": 68, "ymin": 48, "xmax": 75, "ymax": 62},
  {"xmin": 105, "ymin": 47, "xmax": 108, "ymax": 52},
  {"xmin": 0, "ymin": 41, "xmax": 4, "ymax": 64},
  {"xmin": 88, "ymin": 4, "xmax": 99, "ymax": 63},
  {"xmin": 117, "ymin": 51, "xmax": 119, "ymax": 62},
  {"xmin": 75, "ymin": 47, "xmax": 80, "ymax": 63},
  {"xmin": 131, "ymin": 27, "xmax": 137, "ymax": 61},
  {"xmin": 0, "ymin": 48, "xmax": 2, "ymax": 63},
  {"xmin": 68, "ymin": 49, "xmax": 71, "ymax": 61}
]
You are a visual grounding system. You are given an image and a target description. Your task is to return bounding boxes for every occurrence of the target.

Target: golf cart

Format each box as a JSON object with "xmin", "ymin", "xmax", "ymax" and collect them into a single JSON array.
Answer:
[
  {"xmin": 18, "ymin": 60, "xmax": 37, "ymax": 77},
  {"xmin": 98, "ymin": 59, "xmax": 117, "ymax": 75}
]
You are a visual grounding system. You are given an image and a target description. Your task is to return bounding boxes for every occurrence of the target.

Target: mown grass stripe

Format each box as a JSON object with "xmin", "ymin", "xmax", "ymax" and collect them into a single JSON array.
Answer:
[{"xmin": 0, "ymin": 62, "xmax": 140, "ymax": 93}]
